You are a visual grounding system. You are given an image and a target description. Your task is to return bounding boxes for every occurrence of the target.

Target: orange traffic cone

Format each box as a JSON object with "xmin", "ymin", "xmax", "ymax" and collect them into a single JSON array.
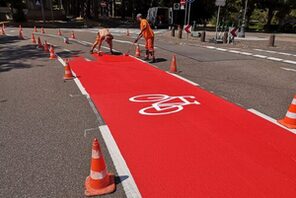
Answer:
[
  {"xmin": 57, "ymin": 29, "xmax": 62, "ymax": 36},
  {"xmin": 135, "ymin": 44, "xmax": 141, "ymax": 57},
  {"xmin": 71, "ymin": 31, "xmax": 76, "ymax": 39},
  {"xmin": 31, "ymin": 33, "xmax": 36, "ymax": 43},
  {"xmin": 40, "ymin": 27, "xmax": 45, "ymax": 34},
  {"xmin": 34, "ymin": 26, "xmax": 38, "ymax": 32},
  {"xmin": 1, "ymin": 25, "xmax": 5, "ymax": 35},
  {"xmin": 85, "ymin": 138, "xmax": 115, "ymax": 196},
  {"xmin": 169, "ymin": 55, "xmax": 177, "ymax": 73},
  {"xmin": 37, "ymin": 37, "xmax": 43, "ymax": 48},
  {"xmin": 44, "ymin": 40, "xmax": 49, "ymax": 52},
  {"xmin": 278, "ymin": 95, "xmax": 296, "ymax": 129},
  {"xmin": 63, "ymin": 59, "xmax": 74, "ymax": 80},
  {"xmin": 49, "ymin": 46, "xmax": 56, "ymax": 59},
  {"xmin": 18, "ymin": 30, "xmax": 24, "ymax": 40},
  {"xmin": 19, "ymin": 24, "xmax": 22, "ymax": 32},
  {"xmin": 126, "ymin": 29, "xmax": 130, "ymax": 36}
]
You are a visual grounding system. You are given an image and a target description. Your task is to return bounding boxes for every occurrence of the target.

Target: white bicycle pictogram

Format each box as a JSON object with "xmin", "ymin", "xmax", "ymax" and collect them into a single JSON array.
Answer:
[{"xmin": 129, "ymin": 94, "xmax": 200, "ymax": 116}]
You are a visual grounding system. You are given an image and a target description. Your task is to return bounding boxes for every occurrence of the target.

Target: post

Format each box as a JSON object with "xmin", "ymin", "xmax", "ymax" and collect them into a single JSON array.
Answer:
[
  {"xmin": 269, "ymin": 34, "xmax": 275, "ymax": 47},
  {"xmin": 238, "ymin": 0, "xmax": 248, "ymax": 38},
  {"xmin": 178, "ymin": 25, "xmax": 183, "ymax": 39},
  {"xmin": 40, "ymin": 0, "xmax": 45, "ymax": 24},
  {"xmin": 171, "ymin": 26, "xmax": 175, "ymax": 37},
  {"xmin": 184, "ymin": 2, "xmax": 188, "ymax": 25},
  {"xmin": 215, "ymin": 6, "xmax": 221, "ymax": 40},
  {"xmin": 223, "ymin": 32, "xmax": 228, "ymax": 43},
  {"xmin": 188, "ymin": 3, "xmax": 192, "ymax": 25},
  {"xmin": 200, "ymin": 31, "xmax": 206, "ymax": 42}
]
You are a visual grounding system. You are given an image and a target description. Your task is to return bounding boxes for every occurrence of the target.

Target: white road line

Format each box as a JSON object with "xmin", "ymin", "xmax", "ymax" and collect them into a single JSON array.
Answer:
[
  {"xmin": 228, "ymin": 50, "xmax": 241, "ymax": 54},
  {"xmin": 267, "ymin": 57, "xmax": 283, "ymax": 61},
  {"xmin": 55, "ymin": 52, "xmax": 141, "ymax": 198},
  {"xmin": 254, "ymin": 48, "xmax": 296, "ymax": 57},
  {"xmin": 205, "ymin": 46, "xmax": 215, "ymax": 49},
  {"xmin": 239, "ymin": 52, "xmax": 253, "ymax": 56},
  {"xmin": 216, "ymin": 48, "xmax": 227, "ymax": 51},
  {"xmin": 283, "ymin": 60, "xmax": 296, "ymax": 65},
  {"xmin": 252, "ymin": 54, "xmax": 267, "ymax": 58},
  {"xmin": 167, "ymin": 72, "xmax": 199, "ymax": 86},
  {"xmin": 248, "ymin": 108, "xmax": 296, "ymax": 135},
  {"xmin": 99, "ymin": 125, "xmax": 142, "ymax": 198},
  {"xmin": 85, "ymin": 58, "xmax": 91, "ymax": 61},
  {"xmin": 280, "ymin": 67, "xmax": 296, "ymax": 72},
  {"xmin": 64, "ymin": 48, "xmax": 71, "ymax": 52}
]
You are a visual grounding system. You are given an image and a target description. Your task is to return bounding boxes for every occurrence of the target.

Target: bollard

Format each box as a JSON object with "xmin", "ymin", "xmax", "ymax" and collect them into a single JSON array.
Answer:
[
  {"xmin": 269, "ymin": 34, "xmax": 275, "ymax": 47},
  {"xmin": 223, "ymin": 32, "xmax": 228, "ymax": 44},
  {"xmin": 171, "ymin": 26, "xmax": 175, "ymax": 37},
  {"xmin": 177, "ymin": 25, "xmax": 182, "ymax": 39},
  {"xmin": 200, "ymin": 31, "xmax": 206, "ymax": 42}
]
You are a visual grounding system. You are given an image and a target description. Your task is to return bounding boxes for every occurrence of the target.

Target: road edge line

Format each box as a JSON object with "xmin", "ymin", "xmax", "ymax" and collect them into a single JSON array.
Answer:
[
  {"xmin": 55, "ymin": 53, "xmax": 142, "ymax": 198},
  {"xmin": 248, "ymin": 108, "xmax": 296, "ymax": 135}
]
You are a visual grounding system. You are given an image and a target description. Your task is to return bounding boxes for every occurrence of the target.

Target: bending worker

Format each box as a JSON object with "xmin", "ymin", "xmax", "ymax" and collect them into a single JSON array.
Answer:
[
  {"xmin": 134, "ymin": 13, "xmax": 156, "ymax": 63},
  {"xmin": 90, "ymin": 28, "xmax": 114, "ymax": 55}
]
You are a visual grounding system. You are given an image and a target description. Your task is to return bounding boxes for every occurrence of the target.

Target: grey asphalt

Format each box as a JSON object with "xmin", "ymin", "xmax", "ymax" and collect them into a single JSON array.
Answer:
[
  {"xmin": 24, "ymin": 27, "xmax": 296, "ymax": 120},
  {"xmin": 2, "ymin": 27, "xmax": 296, "ymax": 197},
  {"xmin": 0, "ymin": 35, "xmax": 126, "ymax": 197}
]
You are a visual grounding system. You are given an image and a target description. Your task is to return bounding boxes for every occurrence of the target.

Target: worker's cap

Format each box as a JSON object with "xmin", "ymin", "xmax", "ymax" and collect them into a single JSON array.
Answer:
[{"xmin": 136, "ymin": 13, "xmax": 142, "ymax": 19}]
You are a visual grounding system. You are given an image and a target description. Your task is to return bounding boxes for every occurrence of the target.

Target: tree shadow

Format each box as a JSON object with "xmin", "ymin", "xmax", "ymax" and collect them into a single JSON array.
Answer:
[{"xmin": 0, "ymin": 36, "xmax": 49, "ymax": 73}]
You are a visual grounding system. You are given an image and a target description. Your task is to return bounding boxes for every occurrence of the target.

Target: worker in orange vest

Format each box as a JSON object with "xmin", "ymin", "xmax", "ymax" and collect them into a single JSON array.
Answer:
[
  {"xmin": 134, "ymin": 13, "xmax": 156, "ymax": 63},
  {"xmin": 90, "ymin": 28, "xmax": 114, "ymax": 55}
]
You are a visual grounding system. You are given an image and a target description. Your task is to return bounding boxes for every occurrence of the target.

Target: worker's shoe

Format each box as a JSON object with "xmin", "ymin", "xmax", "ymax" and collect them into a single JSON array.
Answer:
[{"xmin": 90, "ymin": 50, "xmax": 94, "ymax": 54}]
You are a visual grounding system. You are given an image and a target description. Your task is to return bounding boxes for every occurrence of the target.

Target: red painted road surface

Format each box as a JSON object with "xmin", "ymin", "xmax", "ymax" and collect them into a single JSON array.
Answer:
[{"xmin": 70, "ymin": 54, "xmax": 296, "ymax": 197}]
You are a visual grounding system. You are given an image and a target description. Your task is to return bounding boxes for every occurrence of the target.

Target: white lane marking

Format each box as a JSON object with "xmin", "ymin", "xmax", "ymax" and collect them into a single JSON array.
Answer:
[
  {"xmin": 99, "ymin": 125, "xmax": 142, "ymax": 198},
  {"xmin": 254, "ymin": 49, "xmax": 296, "ymax": 57},
  {"xmin": 283, "ymin": 60, "xmax": 296, "ymax": 65},
  {"xmin": 85, "ymin": 58, "xmax": 91, "ymax": 61},
  {"xmin": 280, "ymin": 67, "xmax": 296, "ymax": 72},
  {"xmin": 216, "ymin": 48, "xmax": 227, "ymax": 51},
  {"xmin": 55, "ymin": 52, "xmax": 141, "ymax": 198},
  {"xmin": 228, "ymin": 50, "xmax": 241, "ymax": 54},
  {"xmin": 113, "ymin": 39, "xmax": 153, "ymax": 49},
  {"xmin": 248, "ymin": 109, "xmax": 296, "ymax": 135},
  {"xmin": 205, "ymin": 46, "xmax": 215, "ymax": 49},
  {"xmin": 239, "ymin": 52, "xmax": 253, "ymax": 56},
  {"xmin": 252, "ymin": 54, "xmax": 267, "ymax": 58},
  {"xmin": 267, "ymin": 57, "xmax": 283, "ymax": 61},
  {"xmin": 64, "ymin": 48, "xmax": 71, "ymax": 52},
  {"xmin": 167, "ymin": 72, "xmax": 199, "ymax": 86},
  {"xmin": 56, "ymin": 56, "xmax": 89, "ymax": 96}
]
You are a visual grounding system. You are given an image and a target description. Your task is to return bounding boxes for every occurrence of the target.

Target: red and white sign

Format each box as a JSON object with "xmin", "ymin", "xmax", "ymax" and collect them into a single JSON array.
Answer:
[
  {"xmin": 180, "ymin": 0, "xmax": 186, "ymax": 6},
  {"xmin": 184, "ymin": 24, "xmax": 191, "ymax": 33},
  {"xmin": 230, "ymin": 27, "xmax": 238, "ymax": 37}
]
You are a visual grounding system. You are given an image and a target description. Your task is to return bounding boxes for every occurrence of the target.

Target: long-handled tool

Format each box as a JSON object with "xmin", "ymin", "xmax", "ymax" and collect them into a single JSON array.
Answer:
[{"xmin": 124, "ymin": 42, "xmax": 136, "ymax": 56}]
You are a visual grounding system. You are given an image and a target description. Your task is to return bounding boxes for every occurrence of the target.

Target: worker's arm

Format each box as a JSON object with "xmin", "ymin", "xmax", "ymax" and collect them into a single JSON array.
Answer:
[{"xmin": 134, "ymin": 25, "xmax": 147, "ymax": 43}]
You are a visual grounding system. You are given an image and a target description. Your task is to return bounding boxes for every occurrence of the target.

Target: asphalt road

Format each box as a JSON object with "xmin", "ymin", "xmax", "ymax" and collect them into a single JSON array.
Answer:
[
  {"xmin": 0, "ymin": 34, "xmax": 126, "ymax": 197},
  {"xmin": 13, "ymin": 26, "xmax": 296, "ymax": 119},
  {"xmin": 1, "ymin": 26, "xmax": 296, "ymax": 197}
]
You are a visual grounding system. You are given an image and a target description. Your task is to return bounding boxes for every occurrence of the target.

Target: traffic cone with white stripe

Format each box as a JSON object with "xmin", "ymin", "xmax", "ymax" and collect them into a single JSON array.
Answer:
[
  {"xmin": 135, "ymin": 44, "xmax": 141, "ymax": 57},
  {"xmin": 41, "ymin": 27, "xmax": 45, "ymax": 34},
  {"xmin": 37, "ymin": 37, "xmax": 43, "ymax": 48},
  {"xmin": 34, "ymin": 26, "xmax": 38, "ymax": 32},
  {"xmin": 49, "ymin": 46, "xmax": 56, "ymax": 59},
  {"xmin": 278, "ymin": 95, "xmax": 296, "ymax": 129},
  {"xmin": 85, "ymin": 138, "xmax": 115, "ymax": 196},
  {"xmin": 44, "ymin": 40, "xmax": 49, "ymax": 52},
  {"xmin": 31, "ymin": 33, "xmax": 36, "ymax": 43},
  {"xmin": 57, "ymin": 29, "xmax": 62, "ymax": 36},
  {"xmin": 63, "ymin": 59, "xmax": 74, "ymax": 80},
  {"xmin": 71, "ymin": 31, "xmax": 76, "ymax": 39},
  {"xmin": 63, "ymin": 36, "xmax": 69, "ymax": 44},
  {"xmin": 19, "ymin": 24, "xmax": 22, "ymax": 32},
  {"xmin": 169, "ymin": 55, "xmax": 177, "ymax": 73}
]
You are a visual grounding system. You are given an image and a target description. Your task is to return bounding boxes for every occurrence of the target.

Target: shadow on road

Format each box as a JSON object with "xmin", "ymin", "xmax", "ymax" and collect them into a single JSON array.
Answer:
[{"xmin": 0, "ymin": 36, "xmax": 51, "ymax": 73}]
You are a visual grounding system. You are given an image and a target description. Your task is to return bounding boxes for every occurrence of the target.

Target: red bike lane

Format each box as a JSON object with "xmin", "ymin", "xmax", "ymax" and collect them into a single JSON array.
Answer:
[{"xmin": 70, "ymin": 54, "xmax": 296, "ymax": 197}]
